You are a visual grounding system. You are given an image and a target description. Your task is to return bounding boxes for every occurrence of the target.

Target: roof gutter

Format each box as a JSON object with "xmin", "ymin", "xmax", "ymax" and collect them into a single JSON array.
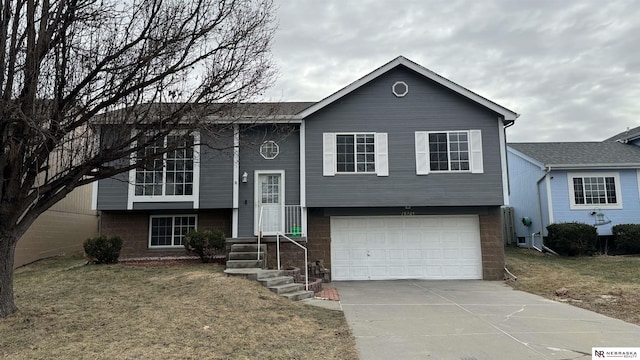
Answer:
[{"xmin": 547, "ymin": 163, "xmax": 640, "ymax": 170}]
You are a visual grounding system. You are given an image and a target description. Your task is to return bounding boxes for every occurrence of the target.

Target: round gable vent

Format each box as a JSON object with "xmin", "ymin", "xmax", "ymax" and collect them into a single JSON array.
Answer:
[{"xmin": 392, "ymin": 81, "xmax": 408, "ymax": 97}]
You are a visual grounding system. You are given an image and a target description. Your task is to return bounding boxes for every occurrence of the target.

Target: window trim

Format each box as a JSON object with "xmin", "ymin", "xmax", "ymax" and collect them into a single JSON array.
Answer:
[
  {"xmin": 127, "ymin": 131, "xmax": 200, "ymax": 210},
  {"xmin": 259, "ymin": 140, "xmax": 279, "ymax": 159},
  {"xmin": 415, "ymin": 130, "xmax": 483, "ymax": 175},
  {"xmin": 567, "ymin": 172, "xmax": 623, "ymax": 210},
  {"xmin": 148, "ymin": 214, "xmax": 198, "ymax": 249}
]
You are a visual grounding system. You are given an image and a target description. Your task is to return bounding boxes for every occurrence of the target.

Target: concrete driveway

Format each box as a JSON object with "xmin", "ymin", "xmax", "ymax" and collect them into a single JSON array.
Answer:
[{"xmin": 334, "ymin": 280, "xmax": 640, "ymax": 360}]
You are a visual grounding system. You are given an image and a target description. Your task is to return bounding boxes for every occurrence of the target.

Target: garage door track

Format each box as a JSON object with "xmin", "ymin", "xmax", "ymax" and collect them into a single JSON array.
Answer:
[{"xmin": 335, "ymin": 280, "xmax": 640, "ymax": 360}]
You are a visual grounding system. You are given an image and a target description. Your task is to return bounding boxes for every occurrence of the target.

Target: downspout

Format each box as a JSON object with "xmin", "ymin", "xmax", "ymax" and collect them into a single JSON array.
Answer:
[{"xmin": 534, "ymin": 166, "xmax": 551, "ymax": 251}]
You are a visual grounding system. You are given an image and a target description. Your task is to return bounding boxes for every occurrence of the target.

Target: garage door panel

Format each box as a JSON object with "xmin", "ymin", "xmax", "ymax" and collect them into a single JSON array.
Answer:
[{"xmin": 331, "ymin": 216, "xmax": 482, "ymax": 280}]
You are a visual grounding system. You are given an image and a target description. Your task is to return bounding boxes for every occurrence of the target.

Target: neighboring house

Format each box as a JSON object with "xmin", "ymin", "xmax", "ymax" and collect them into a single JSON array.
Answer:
[
  {"xmin": 507, "ymin": 137, "xmax": 640, "ymax": 249},
  {"xmin": 95, "ymin": 56, "xmax": 518, "ymax": 280},
  {"xmin": 15, "ymin": 184, "xmax": 98, "ymax": 268}
]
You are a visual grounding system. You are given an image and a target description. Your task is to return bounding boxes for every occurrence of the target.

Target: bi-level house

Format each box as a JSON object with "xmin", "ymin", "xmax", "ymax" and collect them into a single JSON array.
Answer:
[
  {"xmin": 508, "ymin": 127, "xmax": 640, "ymax": 249},
  {"xmin": 94, "ymin": 56, "xmax": 518, "ymax": 280}
]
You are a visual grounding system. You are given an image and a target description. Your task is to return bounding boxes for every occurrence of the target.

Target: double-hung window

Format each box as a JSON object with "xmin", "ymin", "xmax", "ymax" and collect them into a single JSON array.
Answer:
[
  {"xmin": 149, "ymin": 215, "xmax": 197, "ymax": 248},
  {"xmin": 568, "ymin": 173, "xmax": 622, "ymax": 209},
  {"xmin": 415, "ymin": 130, "xmax": 483, "ymax": 174},
  {"xmin": 129, "ymin": 131, "xmax": 200, "ymax": 209},
  {"xmin": 323, "ymin": 132, "xmax": 388, "ymax": 176},
  {"xmin": 336, "ymin": 134, "xmax": 375, "ymax": 173}
]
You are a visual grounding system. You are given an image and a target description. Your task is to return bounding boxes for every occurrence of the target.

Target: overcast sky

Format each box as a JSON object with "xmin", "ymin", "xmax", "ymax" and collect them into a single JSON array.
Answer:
[{"xmin": 264, "ymin": 0, "xmax": 640, "ymax": 143}]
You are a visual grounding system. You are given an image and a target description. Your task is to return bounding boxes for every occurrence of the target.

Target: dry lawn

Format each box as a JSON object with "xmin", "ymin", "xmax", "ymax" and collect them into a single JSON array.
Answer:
[
  {"xmin": 1, "ymin": 255, "xmax": 358, "ymax": 360},
  {"xmin": 505, "ymin": 247, "xmax": 640, "ymax": 326}
]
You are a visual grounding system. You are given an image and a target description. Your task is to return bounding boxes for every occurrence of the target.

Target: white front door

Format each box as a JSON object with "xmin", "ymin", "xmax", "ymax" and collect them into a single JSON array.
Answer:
[{"xmin": 255, "ymin": 171, "xmax": 284, "ymax": 235}]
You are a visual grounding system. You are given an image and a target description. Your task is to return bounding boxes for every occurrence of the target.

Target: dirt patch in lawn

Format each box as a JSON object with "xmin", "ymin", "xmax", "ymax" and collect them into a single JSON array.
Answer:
[
  {"xmin": 505, "ymin": 247, "xmax": 640, "ymax": 326},
  {"xmin": 1, "ymin": 255, "xmax": 358, "ymax": 360}
]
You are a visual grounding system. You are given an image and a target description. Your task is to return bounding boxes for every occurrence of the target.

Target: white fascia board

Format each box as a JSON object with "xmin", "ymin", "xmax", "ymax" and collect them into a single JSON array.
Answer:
[
  {"xmin": 297, "ymin": 56, "xmax": 519, "ymax": 122},
  {"xmin": 205, "ymin": 116, "xmax": 303, "ymax": 124},
  {"xmin": 549, "ymin": 163, "xmax": 640, "ymax": 170}
]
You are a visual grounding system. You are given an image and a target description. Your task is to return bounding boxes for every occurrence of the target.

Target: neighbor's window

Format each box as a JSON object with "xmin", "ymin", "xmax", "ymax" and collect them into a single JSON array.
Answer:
[
  {"xmin": 569, "ymin": 173, "xmax": 622, "ymax": 209},
  {"xmin": 429, "ymin": 131, "xmax": 469, "ymax": 171},
  {"xmin": 135, "ymin": 134, "xmax": 194, "ymax": 196},
  {"xmin": 336, "ymin": 134, "xmax": 375, "ymax": 173},
  {"xmin": 149, "ymin": 215, "xmax": 197, "ymax": 247}
]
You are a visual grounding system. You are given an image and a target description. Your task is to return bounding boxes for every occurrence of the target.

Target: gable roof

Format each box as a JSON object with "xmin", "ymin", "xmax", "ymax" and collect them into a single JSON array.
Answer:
[
  {"xmin": 94, "ymin": 102, "xmax": 316, "ymax": 124},
  {"xmin": 605, "ymin": 125, "xmax": 640, "ymax": 142},
  {"xmin": 508, "ymin": 142, "xmax": 640, "ymax": 169},
  {"xmin": 296, "ymin": 56, "xmax": 519, "ymax": 123}
]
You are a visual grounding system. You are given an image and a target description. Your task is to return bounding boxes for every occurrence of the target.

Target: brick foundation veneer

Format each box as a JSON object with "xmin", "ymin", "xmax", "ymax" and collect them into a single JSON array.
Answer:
[
  {"xmin": 100, "ymin": 209, "xmax": 231, "ymax": 259},
  {"xmin": 479, "ymin": 207, "xmax": 505, "ymax": 280},
  {"xmin": 306, "ymin": 212, "xmax": 332, "ymax": 276},
  {"xmin": 304, "ymin": 209, "xmax": 505, "ymax": 281}
]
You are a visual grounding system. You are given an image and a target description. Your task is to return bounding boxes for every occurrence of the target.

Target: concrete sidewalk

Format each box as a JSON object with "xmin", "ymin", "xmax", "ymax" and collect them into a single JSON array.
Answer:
[{"xmin": 335, "ymin": 280, "xmax": 640, "ymax": 360}]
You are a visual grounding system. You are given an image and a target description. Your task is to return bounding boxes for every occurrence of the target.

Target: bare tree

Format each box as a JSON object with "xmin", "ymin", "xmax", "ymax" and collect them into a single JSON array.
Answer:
[{"xmin": 0, "ymin": 0, "xmax": 276, "ymax": 317}]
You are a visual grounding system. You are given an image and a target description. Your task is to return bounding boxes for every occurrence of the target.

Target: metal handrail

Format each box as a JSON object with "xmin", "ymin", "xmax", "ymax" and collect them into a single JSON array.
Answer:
[
  {"xmin": 276, "ymin": 232, "xmax": 308, "ymax": 291},
  {"xmin": 257, "ymin": 207, "xmax": 264, "ymax": 261}
]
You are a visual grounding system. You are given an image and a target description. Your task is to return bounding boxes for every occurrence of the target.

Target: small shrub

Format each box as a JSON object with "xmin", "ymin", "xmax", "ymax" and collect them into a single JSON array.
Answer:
[
  {"xmin": 546, "ymin": 222, "xmax": 597, "ymax": 256},
  {"xmin": 612, "ymin": 224, "xmax": 640, "ymax": 254},
  {"xmin": 183, "ymin": 229, "xmax": 225, "ymax": 263},
  {"xmin": 84, "ymin": 235, "xmax": 124, "ymax": 264}
]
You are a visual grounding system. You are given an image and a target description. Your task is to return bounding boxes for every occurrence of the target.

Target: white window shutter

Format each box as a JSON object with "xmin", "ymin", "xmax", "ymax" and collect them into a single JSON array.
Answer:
[
  {"xmin": 415, "ymin": 131, "xmax": 429, "ymax": 175},
  {"xmin": 375, "ymin": 133, "xmax": 389, "ymax": 176},
  {"xmin": 470, "ymin": 130, "xmax": 483, "ymax": 173},
  {"xmin": 323, "ymin": 133, "xmax": 335, "ymax": 176}
]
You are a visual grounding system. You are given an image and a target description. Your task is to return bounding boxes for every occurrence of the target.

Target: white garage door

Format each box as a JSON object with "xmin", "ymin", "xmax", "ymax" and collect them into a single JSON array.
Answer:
[{"xmin": 331, "ymin": 216, "xmax": 482, "ymax": 280}]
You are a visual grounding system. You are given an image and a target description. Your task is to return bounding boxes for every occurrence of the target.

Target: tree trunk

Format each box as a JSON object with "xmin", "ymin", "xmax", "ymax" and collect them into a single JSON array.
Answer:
[{"xmin": 0, "ymin": 233, "xmax": 18, "ymax": 317}]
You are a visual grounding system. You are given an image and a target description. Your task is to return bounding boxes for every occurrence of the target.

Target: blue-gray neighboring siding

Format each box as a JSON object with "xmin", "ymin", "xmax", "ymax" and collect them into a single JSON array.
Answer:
[
  {"xmin": 238, "ymin": 125, "xmax": 300, "ymax": 237},
  {"xmin": 305, "ymin": 65, "xmax": 506, "ymax": 208},
  {"xmin": 506, "ymin": 147, "xmax": 547, "ymax": 243}
]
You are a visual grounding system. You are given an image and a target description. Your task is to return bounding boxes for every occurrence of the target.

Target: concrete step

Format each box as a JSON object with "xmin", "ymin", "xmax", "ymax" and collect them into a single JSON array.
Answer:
[
  {"xmin": 228, "ymin": 252, "xmax": 264, "ymax": 260},
  {"xmin": 268, "ymin": 282, "xmax": 304, "ymax": 295},
  {"xmin": 223, "ymin": 268, "xmax": 263, "ymax": 277},
  {"xmin": 230, "ymin": 244, "xmax": 267, "ymax": 253},
  {"xmin": 225, "ymin": 259, "xmax": 264, "ymax": 269},
  {"xmin": 248, "ymin": 270, "xmax": 283, "ymax": 281},
  {"xmin": 281, "ymin": 290, "xmax": 314, "ymax": 301},
  {"xmin": 258, "ymin": 276, "xmax": 293, "ymax": 287}
]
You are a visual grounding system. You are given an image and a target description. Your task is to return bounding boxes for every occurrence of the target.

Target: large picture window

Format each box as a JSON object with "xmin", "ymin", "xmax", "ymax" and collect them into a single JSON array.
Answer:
[
  {"xmin": 135, "ymin": 134, "xmax": 195, "ymax": 196},
  {"xmin": 568, "ymin": 173, "xmax": 622, "ymax": 209},
  {"xmin": 149, "ymin": 215, "xmax": 197, "ymax": 247}
]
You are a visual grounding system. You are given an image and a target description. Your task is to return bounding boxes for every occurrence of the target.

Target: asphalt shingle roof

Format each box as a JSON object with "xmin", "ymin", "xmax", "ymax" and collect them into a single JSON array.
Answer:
[{"xmin": 508, "ymin": 142, "xmax": 640, "ymax": 166}]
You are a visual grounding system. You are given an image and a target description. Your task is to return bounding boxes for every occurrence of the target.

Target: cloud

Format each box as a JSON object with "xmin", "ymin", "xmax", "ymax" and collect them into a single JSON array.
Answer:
[{"xmin": 266, "ymin": 0, "xmax": 640, "ymax": 142}]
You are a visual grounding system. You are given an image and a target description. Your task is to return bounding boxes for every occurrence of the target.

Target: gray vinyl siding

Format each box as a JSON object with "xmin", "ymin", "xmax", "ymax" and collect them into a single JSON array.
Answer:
[
  {"xmin": 305, "ymin": 65, "xmax": 505, "ymax": 207},
  {"xmin": 96, "ymin": 126, "xmax": 129, "ymax": 210},
  {"xmin": 132, "ymin": 202, "xmax": 194, "ymax": 210},
  {"xmin": 238, "ymin": 125, "xmax": 300, "ymax": 237},
  {"xmin": 198, "ymin": 129, "xmax": 234, "ymax": 208},
  {"xmin": 97, "ymin": 173, "xmax": 128, "ymax": 210},
  {"xmin": 96, "ymin": 126, "xmax": 235, "ymax": 211},
  {"xmin": 315, "ymin": 206, "xmax": 495, "ymax": 217}
]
